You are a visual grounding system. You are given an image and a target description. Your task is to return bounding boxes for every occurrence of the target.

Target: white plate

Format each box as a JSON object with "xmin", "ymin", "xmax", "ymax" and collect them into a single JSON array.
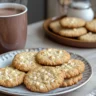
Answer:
[{"xmin": 0, "ymin": 48, "xmax": 92, "ymax": 96}]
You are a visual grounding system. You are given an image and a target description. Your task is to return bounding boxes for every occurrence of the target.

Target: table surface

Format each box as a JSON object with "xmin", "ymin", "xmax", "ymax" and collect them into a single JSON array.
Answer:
[{"xmin": 0, "ymin": 21, "xmax": 96, "ymax": 96}]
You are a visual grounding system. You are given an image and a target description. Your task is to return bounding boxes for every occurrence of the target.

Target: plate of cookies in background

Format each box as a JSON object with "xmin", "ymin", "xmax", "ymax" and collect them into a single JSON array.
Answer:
[
  {"xmin": 43, "ymin": 16, "xmax": 96, "ymax": 48},
  {"xmin": 0, "ymin": 48, "xmax": 92, "ymax": 96}
]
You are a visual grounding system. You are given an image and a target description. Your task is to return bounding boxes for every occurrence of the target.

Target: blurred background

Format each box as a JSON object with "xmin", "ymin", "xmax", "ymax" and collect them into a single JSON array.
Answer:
[
  {"xmin": 28, "ymin": 0, "xmax": 96, "ymax": 24},
  {"xmin": 0, "ymin": 0, "xmax": 96, "ymax": 24},
  {"xmin": 27, "ymin": 0, "xmax": 96, "ymax": 24}
]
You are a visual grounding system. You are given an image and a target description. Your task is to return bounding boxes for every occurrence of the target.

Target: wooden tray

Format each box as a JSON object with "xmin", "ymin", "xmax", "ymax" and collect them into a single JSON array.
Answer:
[{"xmin": 43, "ymin": 16, "xmax": 96, "ymax": 48}]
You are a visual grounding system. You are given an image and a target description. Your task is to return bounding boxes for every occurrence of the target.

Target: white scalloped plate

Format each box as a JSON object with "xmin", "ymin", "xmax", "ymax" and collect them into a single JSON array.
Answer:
[{"xmin": 0, "ymin": 48, "xmax": 92, "ymax": 96}]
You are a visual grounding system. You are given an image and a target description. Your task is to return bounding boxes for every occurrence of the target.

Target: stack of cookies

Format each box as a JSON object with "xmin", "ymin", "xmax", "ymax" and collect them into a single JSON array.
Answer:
[
  {"xmin": 79, "ymin": 20, "xmax": 96, "ymax": 42},
  {"xmin": 0, "ymin": 48, "xmax": 85, "ymax": 93},
  {"xmin": 49, "ymin": 17, "xmax": 96, "ymax": 42}
]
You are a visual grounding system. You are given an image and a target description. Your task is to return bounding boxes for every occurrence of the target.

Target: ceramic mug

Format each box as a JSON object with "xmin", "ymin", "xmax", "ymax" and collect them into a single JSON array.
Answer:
[
  {"xmin": 67, "ymin": 1, "xmax": 94, "ymax": 21},
  {"xmin": 0, "ymin": 3, "xmax": 27, "ymax": 54}
]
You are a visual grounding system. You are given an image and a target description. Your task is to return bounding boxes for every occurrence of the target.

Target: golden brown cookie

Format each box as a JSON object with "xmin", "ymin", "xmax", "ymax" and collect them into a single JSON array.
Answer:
[
  {"xmin": 12, "ymin": 52, "xmax": 41, "ymax": 72},
  {"xmin": 36, "ymin": 48, "xmax": 70, "ymax": 66},
  {"xmin": 24, "ymin": 67, "xmax": 64, "ymax": 93},
  {"xmin": 59, "ymin": 27, "xmax": 87, "ymax": 37},
  {"xmin": 0, "ymin": 67, "xmax": 25, "ymax": 87},
  {"xmin": 49, "ymin": 20, "xmax": 62, "ymax": 34},
  {"xmin": 60, "ymin": 17, "xmax": 86, "ymax": 28},
  {"xmin": 79, "ymin": 32, "xmax": 96, "ymax": 42},
  {"xmin": 56, "ymin": 59, "xmax": 85, "ymax": 79},
  {"xmin": 86, "ymin": 20, "xmax": 96, "ymax": 32},
  {"xmin": 61, "ymin": 74, "xmax": 82, "ymax": 87}
]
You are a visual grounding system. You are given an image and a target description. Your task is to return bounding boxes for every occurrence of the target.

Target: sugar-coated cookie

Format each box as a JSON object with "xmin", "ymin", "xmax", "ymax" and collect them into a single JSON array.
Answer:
[
  {"xmin": 56, "ymin": 59, "xmax": 85, "ymax": 79},
  {"xmin": 60, "ymin": 17, "xmax": 86, "ymax": 28},
  {"xmin": 61, "ymin": 74, "xmax": 82, "ymax": 87},
  {"xmin": 12, "ymin": 52, "xmax": 41, "ymax": 72},
  {"xmin": 49, "ymin": 20, "xmax": 62, "ymax": 34},
  {"xmin": 79, "ymin": 32, "xmax": 96, "ymax": 42},
  {"xmin": 0, "ymin": 67, "xmax": 25, "ymax": 87},
  {"xmin": 24, "ymin": 67, "xmax": 64, "ymax": 93},
  {"xmin": 59, "ymin": 27, "xmax": 87, "ymax": 37},
  {"xmin": 36, "ymin": 48, "xmax": 70, "ymax": 66},
  {"xmin": 86, "ymin": 20, "xmax": 96, "ymax": 32}
]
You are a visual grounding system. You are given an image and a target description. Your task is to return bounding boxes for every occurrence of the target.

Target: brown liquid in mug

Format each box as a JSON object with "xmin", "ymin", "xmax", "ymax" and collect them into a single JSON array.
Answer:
[{"xmin": 0, "ymin": 8, "xmax": 23, "ymax": 16}]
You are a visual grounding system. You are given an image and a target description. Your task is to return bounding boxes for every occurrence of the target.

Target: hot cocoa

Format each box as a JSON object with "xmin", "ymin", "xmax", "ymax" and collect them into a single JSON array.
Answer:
[{"xmin": 0, "ymin": 8, "xmax": 23, "ymax": 16}]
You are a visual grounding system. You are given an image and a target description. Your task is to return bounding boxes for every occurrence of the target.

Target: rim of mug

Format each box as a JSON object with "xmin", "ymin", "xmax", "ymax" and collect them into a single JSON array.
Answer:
[{"xmin": 0, "ymin": 3, "xmax": 27, "ymax": 17}]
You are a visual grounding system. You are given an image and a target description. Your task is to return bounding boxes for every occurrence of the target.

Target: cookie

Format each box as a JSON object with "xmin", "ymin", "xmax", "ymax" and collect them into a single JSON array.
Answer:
[
  {"xmin": 49, "ymin": 20, "xmax": 62, "ymax": 34},
  {"xmin": 36, "ymin": 48, "xmax": 70, "ymax": 66},
  {"xmin": 59, "ymin": 27, "xmax": 87, "ymax": 37},
  {"xmin": 24, "ymin": 67, "xmax": 64, "ymax": 93},
  {"xmin": 61, "ymin": 74, "xmax": 82, "ymax": 87},
  {"xmin": 12, "ymin": 52, "xmax": 41, "ymax": 72},
  {"xmin": 86, "ymin": 20, "xmax": 96, "ymax": 32},
  {"xmin": 0, "ymin": 67, "xmax": 25, "ymax": 87},
  {"xmin": 79, "ymin": 32, "xmax": 96, "ymax": 42},
  {"xmin": 60, "ymin": 17, "xmax": 86, "ymax": 28},
  {"xmin": 56, "ymin": 59, "xmax": 85, "ymax": 79}
]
